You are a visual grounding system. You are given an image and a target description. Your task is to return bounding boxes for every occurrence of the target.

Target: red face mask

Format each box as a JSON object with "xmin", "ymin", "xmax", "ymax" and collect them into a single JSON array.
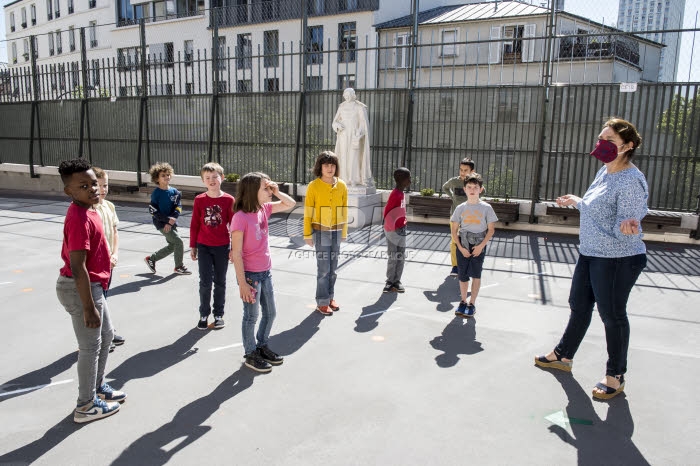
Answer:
[{"xmin": 590, "ymin": 139, "xmax": 620, "ymax": 164}]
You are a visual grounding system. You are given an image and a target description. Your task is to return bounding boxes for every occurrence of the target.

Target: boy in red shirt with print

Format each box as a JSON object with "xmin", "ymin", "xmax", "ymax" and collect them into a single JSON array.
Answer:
[{"xmin": 383, "ymin": 167, "xmax": 411, "ymax": 293}]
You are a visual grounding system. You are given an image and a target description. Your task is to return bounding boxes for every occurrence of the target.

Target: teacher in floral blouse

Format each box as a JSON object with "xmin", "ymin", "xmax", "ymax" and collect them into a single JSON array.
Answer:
[{"xmin": 535, "ymin": 118, "xmax": 648, "ymax": 400}]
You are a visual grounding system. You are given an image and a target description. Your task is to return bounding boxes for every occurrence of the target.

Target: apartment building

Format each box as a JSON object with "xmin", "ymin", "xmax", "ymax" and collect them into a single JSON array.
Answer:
[{"xmin": 617, "ymin": 0, "xmax": 686, "ymax": 81}]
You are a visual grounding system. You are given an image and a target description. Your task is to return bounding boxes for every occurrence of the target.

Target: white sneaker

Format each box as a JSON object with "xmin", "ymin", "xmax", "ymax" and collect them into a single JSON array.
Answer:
[{"xmin": 73, "ymin": 397, "xmax": 120, "ymax": 424}]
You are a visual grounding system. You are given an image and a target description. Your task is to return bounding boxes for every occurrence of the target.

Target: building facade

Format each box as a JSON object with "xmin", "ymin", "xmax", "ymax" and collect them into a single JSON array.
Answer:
[{"xmin": 617, "ymin": 0, "xmax": 686, "ymax": 81}]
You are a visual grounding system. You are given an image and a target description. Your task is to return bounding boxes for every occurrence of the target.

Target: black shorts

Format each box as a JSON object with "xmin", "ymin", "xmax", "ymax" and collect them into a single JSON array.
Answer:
[{"xmin": 455, "ymin": 244, "xmax": 487, "ymax": 281}]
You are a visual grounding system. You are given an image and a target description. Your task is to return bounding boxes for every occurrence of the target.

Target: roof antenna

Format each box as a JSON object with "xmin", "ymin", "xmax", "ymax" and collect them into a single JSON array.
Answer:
[{"xmin": 494, "ymin": 0, "xmax": 499, "ymax": 12}]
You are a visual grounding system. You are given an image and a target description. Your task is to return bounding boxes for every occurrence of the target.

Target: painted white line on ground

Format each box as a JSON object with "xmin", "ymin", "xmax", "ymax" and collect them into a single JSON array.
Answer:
[
  {"xmin": 358, "ymin": 307, "xmax": 402, "ymax": 319},
  {"xmin": 480, "ymin": 283, "xmax": 500, "ymax": 289},
  {"xmin": 0, "ymin": 379, "xmax": 73, "ymax": 397},
  {"xmin": 208, "ymin": 342, "xmax": 244, "ymax": 353}
]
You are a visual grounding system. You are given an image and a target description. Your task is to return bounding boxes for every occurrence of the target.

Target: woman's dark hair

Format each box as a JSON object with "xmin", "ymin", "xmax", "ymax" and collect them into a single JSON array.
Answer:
[
  {"xmin": 234, "ymin": 172, "xmax": 270, "ymax": 213},
  {"xmin": 58, "ymin": 158, "xmax": 92, "ymax": 184},
  {"xmin": 312, "ymin": 151, "xmax": 340, "ymax": 178},
  {"xmin": 604, "ymin": 118, "xmax": 642, "ymax": 159},
  {"xmin": 393, "ymin": 167, "xmax": 411, "ymax": 185}
]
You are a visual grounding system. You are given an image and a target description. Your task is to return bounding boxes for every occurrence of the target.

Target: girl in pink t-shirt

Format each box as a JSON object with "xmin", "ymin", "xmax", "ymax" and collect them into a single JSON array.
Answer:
[{"xmin": 229, "ymin": 172, "xmax": 296, "ymax": 373}]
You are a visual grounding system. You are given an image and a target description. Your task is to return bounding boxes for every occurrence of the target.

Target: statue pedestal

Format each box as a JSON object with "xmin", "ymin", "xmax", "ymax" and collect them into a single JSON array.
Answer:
[{"xmin": 347, "ymin": 186, "xmax": 382, "ymax": 229}]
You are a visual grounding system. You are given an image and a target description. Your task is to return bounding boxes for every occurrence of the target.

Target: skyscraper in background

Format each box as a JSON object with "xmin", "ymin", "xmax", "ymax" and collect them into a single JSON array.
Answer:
[{"xmin": 617, "ymin": 0, "xmax": 687, "ymax": 81}]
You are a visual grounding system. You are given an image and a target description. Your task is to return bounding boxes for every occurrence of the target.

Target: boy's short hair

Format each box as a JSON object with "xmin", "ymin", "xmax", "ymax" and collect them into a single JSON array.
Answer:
[
  {"xmin": 463, "ymin": 172, "xmax": 483, "ymax": 188},
  {"xmin": 149, "ymin": 162, "xmax": 174, "ymax": 184},
  {"xmin": 92, "ymin": 166, "xmax": 107, "ymax": 179},
  {"xmin": 313, "ymin": 151, "xmax": 340, "ymax": 178},
  {"xmin": 393, "ymin": 167, "xmax": 411, "ymax": 184},
  {"xmin": 58, "ymin": 158, "xmax": 92, "ymax": 185},
  {"xmin": 200, "ymin": 162, "xmax": 224, "ymax": 178},
  {"xmin": 460, "ymin": 158, "xmax": 475, "ymax": 171}
]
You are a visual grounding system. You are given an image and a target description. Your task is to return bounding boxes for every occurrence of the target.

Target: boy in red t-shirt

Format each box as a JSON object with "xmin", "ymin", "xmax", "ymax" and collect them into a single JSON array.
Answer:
[
  {"xmin": 190, "ymin": 162, "xmax": 235, "ymax": 331},
  {"xmin": 56, "ymin": 159, "xmax": 126, "ymax": 424},
  {"xmin": 383, "ymin": 167, "xmax": 411, "ymax": 293}
]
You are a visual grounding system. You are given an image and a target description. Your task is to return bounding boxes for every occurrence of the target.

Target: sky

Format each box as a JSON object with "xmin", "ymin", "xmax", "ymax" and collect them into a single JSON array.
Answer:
[{"xmin": 1, "ymin": 0, "xmax": 699, "ymax": 80}]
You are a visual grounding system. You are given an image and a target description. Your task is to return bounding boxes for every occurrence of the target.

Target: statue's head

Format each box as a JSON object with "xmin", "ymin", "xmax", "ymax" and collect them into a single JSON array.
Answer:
[{"xmin": 343, "ymin": 87, "xmax": 356, "ymax": 102}]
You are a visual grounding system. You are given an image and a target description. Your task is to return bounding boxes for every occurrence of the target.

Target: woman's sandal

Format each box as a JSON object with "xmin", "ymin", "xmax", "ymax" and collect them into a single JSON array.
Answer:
[
  {"xmin": 534, "ymin": 350, "xmax": 573, "ymax": 372},
  {"xmin": 592, "ymin": 375, "xmax": 625, "ymax": 400}
]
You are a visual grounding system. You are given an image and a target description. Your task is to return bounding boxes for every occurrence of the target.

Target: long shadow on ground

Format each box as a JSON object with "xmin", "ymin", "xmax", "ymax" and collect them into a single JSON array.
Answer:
[{"xmin": 0, "ymin": 352, "xmax": 77, "ymax": 403}]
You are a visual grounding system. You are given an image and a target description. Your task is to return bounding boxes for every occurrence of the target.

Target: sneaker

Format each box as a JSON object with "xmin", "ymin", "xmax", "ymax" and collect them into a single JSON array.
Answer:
[
  {"xmin": 144, "ymin": 256, "xmax": 156, "ymax": 273},
  {"xmin": 197, "ymin": 316, "xmax": 208, "ymax": 330},
  {"xmin": 465, "ymin": 303, "xmax": 476, "ymax": 317},
  {"xmin": 112, "ymin": 334, "xmax": 125, "ymax": 346},
  {"xmin": 213, "ymin": 316, "xmax": 225, "ymax": 329},
  {"xmin": 329, "ymin": 299, "xmax": 340, "ymax": 312},
  {"xmin": 450, "ymin": 266, "xmax": 458, "ymax": 276},
  {"xmin": 74, "ymin": 397, "xmax": 120, "ymax": 424},
  {"xmin": 455, "ymin": 301, "xmax": 468, "ymax": 317},
  {"xmin": 316, "ymin": 305, "xmax": 333, "ymax": 316},
  {"xmin": 393, "ymin": 281, "xmax": 405, "ymax": 293},
  {"xmin": 174, "ymin": 265, "xmax": 192, "ymax": 275},
  {"xmin": 258, "ymin": 346, "xmax": 283, "ymax": 366},
  {"xmin": 96, "ymin": 383, "xmax": 127, "ymax": 403},
  {"xmin": 244, "ymin": 352, "xmax": 272, "ymax": 373},
  {"xmin": 109, "ymin": 343, "xmax": 116, "ymax": 353},
  {"xmin": 382, "ymin": 282, "xmax": 394, "ymax": 293}
]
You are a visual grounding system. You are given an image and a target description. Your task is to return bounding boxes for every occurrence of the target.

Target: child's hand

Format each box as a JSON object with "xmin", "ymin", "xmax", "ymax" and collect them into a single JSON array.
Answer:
[
  {"xmin": 110, "ymin": 254, "xmax": 118, "ymax": 268},
  {"xmin": 190, "ymin": 249, "xmax": 197, "ymax": 261},
  {"xmin": 163, "ymin": 224, "xmax": 172, "ymax": 233},
  {"xmin": 472, "ymin": 245, "xmax": 484, "ymax": 257},
  {"xmin": 460, "ymin": 246, "xmax": 471, "ymax": 258},
  {"xmin": 266, "ymin": 179, "xmax": 279, "ymax": 195},
  {"xmin": 240, "ymin": 283, "xmax": 257, "ymax": 304},
  {"xmin": 304, "ymin": 238, "xmax": 314, "ymax": 247},
  {"xmin": 555, "ymin": 194, "xmax": 580, "ymax": 207},
  {"xmin": 620, "ymin": 218, "xmax": 640, "ymax": 235},
  {"xmin": 83, "ymin": 306, "xmax": 101, "ymax": 328}
]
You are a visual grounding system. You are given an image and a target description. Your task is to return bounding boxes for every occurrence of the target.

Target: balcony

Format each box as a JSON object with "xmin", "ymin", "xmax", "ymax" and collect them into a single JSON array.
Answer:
[
  {"xmin": 11, "ymin": 26, "xmax": 15, "ymax": 32},
  {"xmin": 55, "ymin": 10, "xmax": 60, "ymax": 18},
  {"xmin": 210, "ymin": 0, "xmax": 379, "ymax": 28},
  {"xmin": 558, "ymin": 35, "xmax": 641, "ymax": 67},
  {"xmin": 49, "ymin": 48, "xmax": 55, "ymax": 56},
  {"xmin": 70, "ymin": 44, "xmax": 75, "ymax": 52},
  {"xmin": 90, "ymin": 39, "xmax": 98, "ymax": 48},
  {"xmin": 57, "ymin": 46, "xmax": 62, "ymax": 54},
  {"xmin": 31, "ymin": 18, "xmax": 36, "ymax": 25},
  {"xmin": 21, "ymin": 22, "xmax": 27, "ymax": 28}
]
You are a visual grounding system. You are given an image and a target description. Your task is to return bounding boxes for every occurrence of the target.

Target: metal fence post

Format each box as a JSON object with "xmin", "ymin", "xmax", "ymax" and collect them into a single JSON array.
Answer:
[
  {"xmin": 27, "ymin": 35, "xmax": 40, "ymax": 177},
  {"xmin": 293, "ymin": 0, "xmax": 308, "ymax": 194},
  {"xmin": 78, "ymin": 27, "xmax": 90, "ymax": 161},
  {"xmin": 401, "ymin": 0, "xmax": 419, "ymax": 170},
  {"xmin": 208, "ymin": 13, "xmax": 220, "ymax": 163},
  {"xmin": 136, "ymin": 19, "xmax": 148, "ymax": 186},
  {"xmin": 528, "ymin": 0, "xmax": 556, "ymax": 223}
]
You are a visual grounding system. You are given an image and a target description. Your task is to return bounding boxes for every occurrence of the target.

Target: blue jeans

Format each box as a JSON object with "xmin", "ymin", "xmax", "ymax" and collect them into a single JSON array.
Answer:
[
  {"xmin": 197, "ymin": 243, "xmax": 230, "ymax": 317},
  {"xmin": 241, "ymin": 270, "xmax": 276, "ymax": 355},
  {"xmin": 56, "ymin": 276, "xmax": 114, "ymax": 405},
  {"xmin": 555, "ymin": 253, "xmax": 647, "ymax": 376},
  {"xmin": 313, "ymin": 229, "xmax": 341, "ymax": 306}
]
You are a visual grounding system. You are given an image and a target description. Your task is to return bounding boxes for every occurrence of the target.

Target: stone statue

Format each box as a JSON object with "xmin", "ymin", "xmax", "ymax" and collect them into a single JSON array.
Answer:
[{"xmin": 332, "ymin": 88, "xmax": 372, "ymax": 187}]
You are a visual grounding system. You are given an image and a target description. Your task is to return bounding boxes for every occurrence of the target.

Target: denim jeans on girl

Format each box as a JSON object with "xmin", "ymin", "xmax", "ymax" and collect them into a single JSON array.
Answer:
[
  {"xmin": 197, "ymin": 243, "xmax": 230, "ymax": 317},
  {"xmin": 313, "ymin": 229, "xmax": 341, "ymax": 306},
  {"xmin": 555, "ymin": 253, "xmax": 647, "ymax": 376},
  {"xmin": 56, "ymin": 276, "xmax": 114, "ymax": 405},
  {"xmin": 241, "ymin": 270, "xmax": 277, "ymax": 356}
]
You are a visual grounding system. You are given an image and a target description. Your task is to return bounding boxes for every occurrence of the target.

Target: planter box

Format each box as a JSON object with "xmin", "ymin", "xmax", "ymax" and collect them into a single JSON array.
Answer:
[
  {"xmin": 409, "ymin": 195, "xmax": 452, "ymax": 218},
  {"xmin": 221, "ymin": 181, "xmax": 238, "ymax": 196},
  {"xmin": 487, "ymin": 201, "xmax": 519, "ymax": 224}
]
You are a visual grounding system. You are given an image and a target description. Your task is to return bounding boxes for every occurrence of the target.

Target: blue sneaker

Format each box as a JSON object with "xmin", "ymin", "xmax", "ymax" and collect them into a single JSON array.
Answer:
[
  {"xmin": 455, "ymin": 301, "xmax": 468, "ymax": 317},
  {"xmin": 96, "ymin": 383, "xmax": 127, "ymax": 403},
  {"xmin": 74, "ymin": 397, "xmax": 120, "ymax": 423},
  {"xmin": 465, "ymin": 303, "xmax": 476, "ymax": 317}
]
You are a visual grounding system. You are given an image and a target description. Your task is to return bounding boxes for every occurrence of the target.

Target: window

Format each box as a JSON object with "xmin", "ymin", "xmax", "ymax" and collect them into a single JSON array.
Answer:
[
  {"xmin": 58, "ymin": 63, "xmax": 66, "ymax": 90},
  {"xmin": 395, "ymin": 33, "xmax": 411, "ymax": 68},
  {"xmin": 263, "ymin": 30, "xmax": 278, "ymax": 68},
  {"xmin": 185, "ymin": 82, "xmax": 194, "ymax": 95},
  {"xmin": 68, "ymin": 0, "xmax": 73, "ymax": 13},
  {"xmin": 11, "ymin": 43, "xmax": 17, "ymax": 64},
  {"xmin": 118, "ymin": 46, "xmax": 141, "ymax": 70},
  {"xmin": 153, "ymin": 0, "xmax": 176, "ymax": 20},
  {"xmin": 235, "ymin": 0, "xmax": 250, "ymax": 23},
  {"xmin": 490, "ymin": 24, "xmax": 535, "ymax": 63},
  {"xmin": 117, "ymin": 0, "xmax": 134, "ymax": 25},
  {"xmin": 10, "ymin": 12, "xmax": 15, "ymax": 32},
  {"xmin": 307, "ymin": 0, "xmax": 322, "ymax": 15},
  {"xmin": 89, "ymin": 0, "xmax": 96, "ymax": 8},
  {"xmin": 71, "ymin": 62, "xmax": 79, "ymax": 86},
  {"xmin": 184, "ymin": 40, "xmax": 193, "ymax": 66},
  {"xmin": 150, "ymin": 42, "xmax": 174, "ymax": 67},
  {"xmin": 23, "ymin": 38, "xmax": 30, "ymax": 61},
  {"xmin": 21, "ymin": 8, "xmax": 27, "ymax": 28},
  {"xmin": 439, "ymin": 93, "xmax": 454, "ymax": 118},
  {"xmin": 134, "ymin": 4, "xmax": 146, "ymax": 21},
  {"xmin": 236, "ymin": 79, "xmax": 252, "ymax": 92},
  {"xmin": 338, "ymin": 22, "xmax": 356, "ymax": 63},
  {"xmin": 338, "ymin": 0, "xmax": 358, "ymax": 11},
  {"xmin": 176, "ymin": 0, "xmax": 202, "ymax": 17},
  {"xmin": 31, "ymin": 5, "xmax": 37, "ymax": 24},
  {"xmin": 54, "ymin": 0, "xmax": 60, "ymax": 18},
  {"xmin": 217, "ymin": 36, "xmax": 227, "ymax": 69},
  {"xmin": 338, "ymin": 74, "xmax": 355, "ymax": 90},
  {"xmin": 305, "ymin": 76, "xmax": 322, "ymax": 90},
  {"xmin": 306, "ymin": 26, "xmax": 323, "ymax": 64},
  {"xmin": 46, "ymin": 0, "xmax": 53, "ymax": 20},
  {"xmin": 237, "ymin": 33, "xmax": 251, "ymax": 69},
  {"xmin": 56, "ymin": 30, "xmax": 62, "ymax": 53},
  {"xmin": 91, "ymin": 59, "xmax": 100, "ymax": 86},
  {"xmin": 89, "ymin": 21, "xmax": 97, "ymax": 48},
  {"xmin": 49, "ymin": 32, "xmax": 55, "ymax": 55},
  {"xmin": 264, "ymin": 77, "xmax": 279, "ymax": 92},
  {"xmin": 69, "ymin": 26, "xmax": 75, "ymax": 51},
  {"xmin": 216, "ymin": 81, "xmax": 227, "ymax": 93},
  {"xmin": 441, "ymin": 29, "xmax": 458, "ymax": 57},
  {"xmin": 261, "ymin": 0, "xmax": 278, "ymax": 20}
]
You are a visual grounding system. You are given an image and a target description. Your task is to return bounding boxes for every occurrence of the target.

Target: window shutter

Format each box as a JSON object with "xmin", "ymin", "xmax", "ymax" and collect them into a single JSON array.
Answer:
[
  {"xmin": 522, "ymin": 24, "xmax": 536, "ymax": 63},
  {"xmin": 488, "ymin": 26, "xmax": 501, "ymax": 64}
]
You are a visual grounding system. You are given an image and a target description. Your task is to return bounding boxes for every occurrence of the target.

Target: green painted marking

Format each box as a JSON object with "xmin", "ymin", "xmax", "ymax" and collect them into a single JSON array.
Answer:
[{"xmin": 545, "ymin": 410, "xmax": 593, "ymax": 428}]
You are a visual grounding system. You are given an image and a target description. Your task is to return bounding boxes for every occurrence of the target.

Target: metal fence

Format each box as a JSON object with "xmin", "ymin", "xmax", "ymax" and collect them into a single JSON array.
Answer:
[{"xmin": 0, "ymin": 2, "xmax": 698, "ymax": 212}]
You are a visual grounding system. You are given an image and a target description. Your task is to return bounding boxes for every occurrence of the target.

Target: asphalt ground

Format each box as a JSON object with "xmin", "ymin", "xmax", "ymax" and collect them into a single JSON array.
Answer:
[{"xmin": 0, "ymin": 193, "xmax": 698, "ymax": 466}]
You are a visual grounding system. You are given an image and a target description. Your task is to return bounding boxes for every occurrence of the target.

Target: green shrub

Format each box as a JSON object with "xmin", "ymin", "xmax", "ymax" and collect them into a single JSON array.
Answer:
[
  {"xmin": 420, "ymin": 188, "xmax": 435, "ymax": 196},
  {"xmin": 224, "ymin": 173, "xmax": 240, "ymax": 182}
]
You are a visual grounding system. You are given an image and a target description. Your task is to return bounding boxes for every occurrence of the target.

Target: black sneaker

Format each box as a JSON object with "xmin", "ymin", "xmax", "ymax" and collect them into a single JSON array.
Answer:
[
  {"xmin": 213, "ymin": 316, "xmax": 225, "ymax": 329},
  {"xmin": 393, "ymin": 281, "xmax": 405, "ymax": 293},
  {"xmin": 144, "ymin": 256, "xmax": 156, "ymax": 273},
  {"xmin": 109, "ymin": 343, "xmax": 116, "ymax": 353},
  {"xmin": 174, "ymin": 265, "xmax": 192, "ymax": 275},
  {"xmin": 197, "ymin": 316, "xmax": 208, "ymax": 330},
  {"xmin": 383, "ymin": 282, "xmax": 394, "ymax": 293},
  {"xmin": 258, "ymin": 346, "xmax": 283, "ymax": 366},
  {"xmin": 112, "ymin": 334, "xmax": 125, "ymax": 346},
  {"xmin": 244, "ymin": 352, "xmax": 272, "ymax": 373}
]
